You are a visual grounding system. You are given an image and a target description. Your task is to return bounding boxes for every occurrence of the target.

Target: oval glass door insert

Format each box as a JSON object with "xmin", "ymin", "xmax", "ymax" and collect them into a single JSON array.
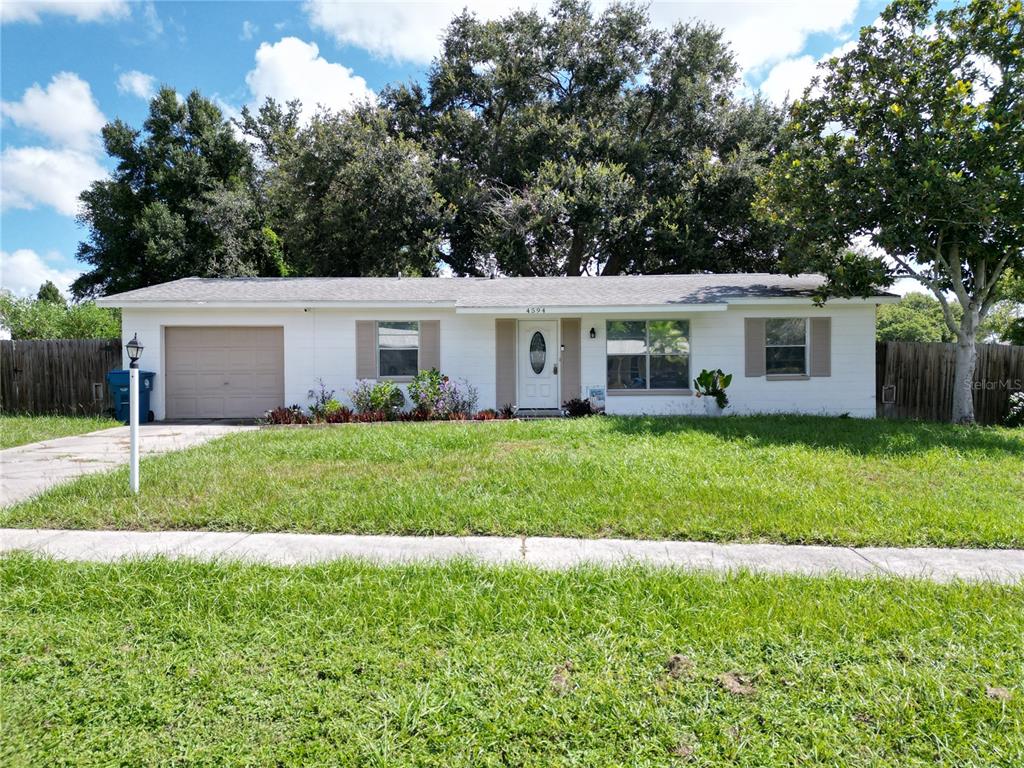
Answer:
[{"xmin": 529, "ymin": 331, "xmax": 546, "ymax": 374}]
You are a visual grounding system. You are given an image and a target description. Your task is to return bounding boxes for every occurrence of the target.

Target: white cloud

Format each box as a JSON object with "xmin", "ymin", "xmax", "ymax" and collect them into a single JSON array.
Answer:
[
  {"xmin": 0, "ymin": 249, "xmax": 82, "ymax": 298},
  {"xmin": 1, "ymin": 72, "xmax": 106, "ymax": 151},
  {"xmin": 117, "ymin": 70, "xmax": 157, "ymax": 100},
  {"xmin": 241, "ymin": 19, "xmax": 258, "ymax": 40},
  {"xmin": 649, "ymin": 1, "xmax": 859, "ymax": 74},
  {"xmin": 0, "ymin": 146, "xmax": 107, "ymax": 216},
  {"xmin": 1, "ymin": 72, "xmax": 109, "ymax": 217},
  {"xmin": 0, "ymin": 0, "xmax": 129, "ymax": 24},
  {"xmin": 304, "ymin": 0, "xmax": 860, "ymax": 75},
  {"xmin": 245, "ymin": 37, "xmax": 374, "ymax": 117},
  {"xmin": 757, "ymin": 40, "xmax": 857, "ymax": 104}
]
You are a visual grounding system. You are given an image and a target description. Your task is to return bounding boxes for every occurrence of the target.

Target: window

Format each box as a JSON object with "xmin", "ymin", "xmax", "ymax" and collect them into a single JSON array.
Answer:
[
  {"xmin": 529, "ymin": 331, "xmax": 546, "ymax": 374},
  {"xmin": 607, "ymin": 320, "xmax": 690, "ymax": 390},
  {"xmin": 378, "ymin": 321, "xmax": 419, "ymax": 377},
  {"xmin": 765, "ymin": 318, "xmax": 807, "ymax": 375}
]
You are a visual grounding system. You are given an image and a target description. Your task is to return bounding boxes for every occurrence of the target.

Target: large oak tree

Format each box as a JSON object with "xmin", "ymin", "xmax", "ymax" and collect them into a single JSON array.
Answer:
[{"xmin": 385, "ymin": 0, "xmax": 790, "ymax": 276}]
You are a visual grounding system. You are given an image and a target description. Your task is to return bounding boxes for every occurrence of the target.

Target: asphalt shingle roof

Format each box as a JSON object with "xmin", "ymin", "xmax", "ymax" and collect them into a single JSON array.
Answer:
[{"xmin": 98, "ymin": 274, "xmax": 888, "ymax": 308}]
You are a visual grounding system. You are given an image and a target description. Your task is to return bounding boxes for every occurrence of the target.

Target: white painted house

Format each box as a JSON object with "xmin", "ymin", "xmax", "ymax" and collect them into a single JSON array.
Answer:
[{"xmin": 97, "ymin": 274, "xmax": 895, "ymax": 420}]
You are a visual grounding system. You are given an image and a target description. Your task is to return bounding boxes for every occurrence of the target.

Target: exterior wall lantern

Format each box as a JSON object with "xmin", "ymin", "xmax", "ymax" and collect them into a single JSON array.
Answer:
[{"xmin": 589, "ymin": 327, "xmax": 597, "ymax": 339}]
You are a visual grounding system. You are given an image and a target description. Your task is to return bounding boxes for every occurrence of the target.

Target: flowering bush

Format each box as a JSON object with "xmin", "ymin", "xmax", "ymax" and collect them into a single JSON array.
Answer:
[
  {"xmin": 1006, "ymin": 391, "xmax": 1024, "ymax": 428},
  {"xmin": 405, "ymin": 369, "xmax": 478, "ymax": 418},
  {"xmin": 436, "ymin": 376, "xmax": 478, "ymax": 418}
]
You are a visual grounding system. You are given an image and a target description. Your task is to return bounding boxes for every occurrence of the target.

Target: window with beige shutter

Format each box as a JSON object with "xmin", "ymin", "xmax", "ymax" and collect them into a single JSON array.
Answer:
[
  {"xmin": 378, "ymin": 321, "xmax": 419, "ymax": 377},
  {"xmin": 765, "ymin": 318, "xmax": 808, "ymax": 375}
]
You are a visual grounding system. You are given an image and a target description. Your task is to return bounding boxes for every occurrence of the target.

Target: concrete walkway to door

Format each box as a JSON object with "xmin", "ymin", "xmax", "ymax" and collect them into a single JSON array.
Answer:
[
  {"xmin": 0, "ymin": 423, "xmax": 254, "ymax": 507},
  {"xmin": 2, "ymin": 529, "xmax": 1022, "ymax": 583}
]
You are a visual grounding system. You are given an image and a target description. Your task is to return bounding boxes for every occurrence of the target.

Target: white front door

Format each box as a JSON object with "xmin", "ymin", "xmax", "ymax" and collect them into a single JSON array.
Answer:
[{"xmin": 518, "ymin": 320, "xmax": 559, "ymax": 409}]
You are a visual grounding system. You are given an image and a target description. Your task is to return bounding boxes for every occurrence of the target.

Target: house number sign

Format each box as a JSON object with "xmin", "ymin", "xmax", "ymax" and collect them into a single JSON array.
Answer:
[{"xmin": 526, "ymin": 306, "xmax": 547, "ymax": 314}]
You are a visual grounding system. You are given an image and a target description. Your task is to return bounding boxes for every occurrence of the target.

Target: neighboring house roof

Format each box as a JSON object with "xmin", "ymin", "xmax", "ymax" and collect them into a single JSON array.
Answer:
[{"xmin": 97, "ymin": 274, "xmax": 896, "ymax": 309}]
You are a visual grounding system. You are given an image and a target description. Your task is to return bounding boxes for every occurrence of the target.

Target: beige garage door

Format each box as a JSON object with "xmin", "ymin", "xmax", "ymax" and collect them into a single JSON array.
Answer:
[{"xmin": 165, "ymin": 327, "xmax": 284, "ymax": 419}]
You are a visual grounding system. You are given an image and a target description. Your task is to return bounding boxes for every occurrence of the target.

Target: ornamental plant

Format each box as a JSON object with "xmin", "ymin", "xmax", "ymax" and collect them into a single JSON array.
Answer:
[
  {"xmin": 693, "ymin": 368, "xmax": 733, "ymax": 409},
  {"xmin": 407, "ymin": 368, "xmax": 445, "ymax": 416},
  {"xmin": 349, "ymin": 380, "xmax": 406, "ymax": 418}
]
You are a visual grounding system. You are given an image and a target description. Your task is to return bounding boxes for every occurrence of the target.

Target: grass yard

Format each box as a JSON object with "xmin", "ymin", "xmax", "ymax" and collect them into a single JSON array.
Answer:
[
  {"xmin": 2, "ymin": 556, "xmax": 1021, "ymax": 766},
  {"xmin": 2, "ymin": 416, "xmax": 1021, "ymax": 547},
  {"xmin": 0, "ymin": 413, "xmax": 120, "ymax": 450}
]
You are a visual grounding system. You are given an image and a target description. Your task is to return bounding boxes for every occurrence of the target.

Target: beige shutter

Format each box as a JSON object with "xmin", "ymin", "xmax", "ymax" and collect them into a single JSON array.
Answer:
[
  {"xmin": 560, "ymin": 317, "xmax": 581, "ymax": 404},
  {"xmin": 355, "ymin": 320, "xmax": 377, "ymax": 379},
  {"xmin": 419, "ymin": 320, "xmax": 441, "ymax": 372},
  {"xmin": 744, "ymin": 318, "xmax": 766, "ymax": 377},
  {"xmin": 495, "ymin": 319, "xmax": 516, "ymax": 409},
  {"xmin": 809, "ymin": 317, "xmax": 832, "ymax": 377}
]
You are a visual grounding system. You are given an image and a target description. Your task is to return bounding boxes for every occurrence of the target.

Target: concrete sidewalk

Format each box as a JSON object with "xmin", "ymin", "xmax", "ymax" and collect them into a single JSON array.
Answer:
[
  {"xmin": 3, "ymin": 528, "xmax": 1022, "ymax": 583},
  {"xmin": 0, "ymin": 423, "xmax": 254, "ymax": 507}
]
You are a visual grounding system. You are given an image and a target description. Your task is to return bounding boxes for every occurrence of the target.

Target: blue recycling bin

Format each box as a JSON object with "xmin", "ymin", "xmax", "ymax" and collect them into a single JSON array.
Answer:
[{"xmin": 106, "ymin": 369, "xmax": 155, "ymax": 424}]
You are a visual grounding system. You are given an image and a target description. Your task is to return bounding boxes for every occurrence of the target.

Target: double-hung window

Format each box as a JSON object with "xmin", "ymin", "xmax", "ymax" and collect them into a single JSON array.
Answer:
[
  {"xmin": 378, "ymin": 321, "xmax": 419, "ymax": 377},
  {"xmin": 765, "ymin": 318, "xmax": 807, "ymax": 375},
  {"xmin": 607, "ymin": 320, "xmax": 690, "ymax": 391}
]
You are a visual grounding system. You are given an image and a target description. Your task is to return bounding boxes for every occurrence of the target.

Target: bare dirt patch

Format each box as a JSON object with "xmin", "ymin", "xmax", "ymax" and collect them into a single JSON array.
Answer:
[{"xmin": 718, "ymin": 671, "xmax": 756, "ymax": 697}]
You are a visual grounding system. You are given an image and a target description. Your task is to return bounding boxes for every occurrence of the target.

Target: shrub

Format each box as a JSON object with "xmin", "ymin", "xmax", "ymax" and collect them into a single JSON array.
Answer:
[
  {"xmin": 475, "ymin": 409, "xmax": 498, "ymax": 421},
  {"xmin": 349, "ymin": 380, "xmax": 406, "ymax": 418},
  {"xmin": 262, "ymin": 405, "xmax": 309, "ymax": 425},
  {"xmin": 498, "ymin": 403, "xmax": 516, "ymax": 420},
  {"xmin": 0, "ymin": 290, "xmax": 120, "ymax": 340},
  {"xmin": 354, "ymin": 410, "xmax": 387, "ymax": 422},
  {"xmin": 437, "ymin": 377, "xmax": 478, "ymax": 418},
  {"xmin": 407, "ymin": 369, "xmax": 444, "ymax": 415},
  {"xmin": 308, "ymin": 379, "xmax": 343, "ymax": 422},
  {"xmin": 1006, "ymin": 392, "xmax": 1024, "ymax": 429},
  {"xmin": 562, "ymin": 398, "xmax": 594, "ymax": 417},
  {"xmin": 323, "ymin": 405, "xmax": 353, "ymax": 424},
  {"xmin": 349, "ymin": 380, "xmax": 375, "ymax": 414}
]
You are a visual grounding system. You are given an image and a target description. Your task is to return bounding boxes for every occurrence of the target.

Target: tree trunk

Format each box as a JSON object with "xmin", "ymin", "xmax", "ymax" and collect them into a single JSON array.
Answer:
[
  {"xmin": 951, "ymin": 307, "xmax": 980, "ymax": 425},
  {"xmin": 567, "ymin": 226, "xmax": 585, "ymax": 277}
]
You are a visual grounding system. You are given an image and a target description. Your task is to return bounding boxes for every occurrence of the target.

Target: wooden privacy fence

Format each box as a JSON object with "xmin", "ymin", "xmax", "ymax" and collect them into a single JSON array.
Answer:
[
  {"xmin": 876, "ymin": 341, "xmax": 1024, "ymax": 425},
  {"xmin": 0, "ymin": 339, "xmax": 122, "ymax": 415}
]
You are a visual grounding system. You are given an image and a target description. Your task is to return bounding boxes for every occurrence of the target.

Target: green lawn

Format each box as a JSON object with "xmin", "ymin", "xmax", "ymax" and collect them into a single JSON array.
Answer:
[
  {"xmin": 2, "ymin": 556, "xmax": 1021, "ymax": 766},
  {"xmin": 2, "ymin": 416, "xmax": 1022, "ymax": 547},
  {"xmin": 0, "ymin": 413, "xmax": 120, "ymax": 450}
]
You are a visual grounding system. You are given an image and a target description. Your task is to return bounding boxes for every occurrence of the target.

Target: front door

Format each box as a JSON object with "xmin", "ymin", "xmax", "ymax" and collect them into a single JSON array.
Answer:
[{"xmin": 518, "ymin": 320, "xmax": 559, "ymax": 409}]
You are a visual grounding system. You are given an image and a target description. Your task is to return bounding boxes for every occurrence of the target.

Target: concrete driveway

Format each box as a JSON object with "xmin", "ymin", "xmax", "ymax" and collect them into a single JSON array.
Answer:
[{"xmin": 0, "ymin": 422, "xmax": 255, "ymax": 507}]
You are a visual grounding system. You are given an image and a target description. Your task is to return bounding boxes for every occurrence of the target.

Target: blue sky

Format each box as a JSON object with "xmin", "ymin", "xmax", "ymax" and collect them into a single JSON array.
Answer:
[{"xmin": 1, "ymin": 0, "xmax": 893, "ymax": 298}]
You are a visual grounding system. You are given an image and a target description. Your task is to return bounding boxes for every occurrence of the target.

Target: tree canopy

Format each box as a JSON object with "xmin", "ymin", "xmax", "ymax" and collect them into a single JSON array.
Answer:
[
  {"xmin": 241, "ymin": 102, "xmax": 445, "ymax": 278},
  {"xmin": 36, "ymin": 280, "xmax": 65, "ymax": 305},
  {"xmin": 877, "ymin": 293, "xmax": 961, "ymax": 343},
  {"xmin": 756, "ymin": 0, "xmax": 1023, "ymax": 422},
  {"xmin": 73, "ymin": 88, "xmax": 287, "ymax": 298},
  {"xmin": 0, "ymin": 286, "xmax": 120, "ymax": 340},
  {"xmin": 74, "ymin": 0, "xmax": 792, "ymax": 293},
  {"xmin": 384, "ymin": 0, "xmax": 789, "ymax": 276}
]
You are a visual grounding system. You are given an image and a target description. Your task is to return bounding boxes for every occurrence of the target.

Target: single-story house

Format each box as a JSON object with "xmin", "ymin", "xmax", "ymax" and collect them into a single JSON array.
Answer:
[{"xmin": 97, "ymin": 274, "xmax": 896, "ymax": 420}]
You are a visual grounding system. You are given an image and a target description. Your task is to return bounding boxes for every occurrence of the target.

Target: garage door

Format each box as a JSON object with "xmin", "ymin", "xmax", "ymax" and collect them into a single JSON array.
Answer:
[{"xmin": 165, "ymin": 327, "xmax": 284, "ymax": 419}]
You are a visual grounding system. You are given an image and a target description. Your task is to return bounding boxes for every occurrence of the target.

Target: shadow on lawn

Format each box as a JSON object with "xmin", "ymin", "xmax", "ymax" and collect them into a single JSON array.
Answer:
[{"xmin": 601, "ymin": 414, "xmax": 1024, "ymax": 458}]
